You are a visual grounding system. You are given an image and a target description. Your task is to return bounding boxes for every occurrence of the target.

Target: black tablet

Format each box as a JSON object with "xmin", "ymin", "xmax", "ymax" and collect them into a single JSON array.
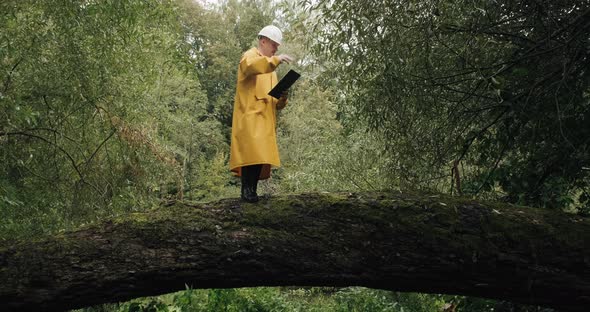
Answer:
[{"xmin": 269, "ymin": 69, "xmax": 301, "ymax": 99}]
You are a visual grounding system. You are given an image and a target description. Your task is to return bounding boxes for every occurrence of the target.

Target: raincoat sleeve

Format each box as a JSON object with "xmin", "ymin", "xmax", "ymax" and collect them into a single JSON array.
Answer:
[{"xmin": 240, "ymin": 52, "xmax": 281, "ymax": 77}]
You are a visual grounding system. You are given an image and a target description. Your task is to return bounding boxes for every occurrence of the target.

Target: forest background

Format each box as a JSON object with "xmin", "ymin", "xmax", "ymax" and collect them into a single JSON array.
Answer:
[{"xmin": 1, "ymin": 0, "xmax": 588, "ymax": 311}]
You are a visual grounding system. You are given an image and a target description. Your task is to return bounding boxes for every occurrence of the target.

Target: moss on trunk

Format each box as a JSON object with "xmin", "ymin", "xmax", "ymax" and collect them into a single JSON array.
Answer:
[{"xmin": 1, "ymin": 191, "xmax": 589, "ymax": 311}]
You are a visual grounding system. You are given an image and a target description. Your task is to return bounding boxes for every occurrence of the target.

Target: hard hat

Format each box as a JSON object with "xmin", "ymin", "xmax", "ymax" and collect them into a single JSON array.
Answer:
[{"xmin": 258, "ymin": 25, "xmax": 282, "ymax": 45}]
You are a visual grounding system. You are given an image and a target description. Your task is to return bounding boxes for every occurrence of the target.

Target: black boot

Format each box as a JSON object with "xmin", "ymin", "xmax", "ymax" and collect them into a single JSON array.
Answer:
[
  {"xmin": 240, "ymin": 174, "xmax": 249, "ymax": 201},
  {"xmin": 250, "ymin": 164, "xmax": 262, "ymax": 199},
  {"xmin": 240, "ymin": 165, "xmax": 260, "ymax": 203}
]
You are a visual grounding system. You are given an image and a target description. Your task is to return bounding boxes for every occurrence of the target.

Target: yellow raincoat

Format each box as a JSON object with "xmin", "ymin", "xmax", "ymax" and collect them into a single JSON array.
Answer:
[{"xmin": 229, "ymin": 47, "xmax": 288, "ymax": 180}]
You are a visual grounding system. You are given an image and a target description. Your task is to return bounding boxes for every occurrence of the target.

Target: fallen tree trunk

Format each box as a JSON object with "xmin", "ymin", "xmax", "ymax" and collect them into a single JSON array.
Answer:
[{"xmin": 1, "ymin": 191, "xmax": 589, "ymax": 311}]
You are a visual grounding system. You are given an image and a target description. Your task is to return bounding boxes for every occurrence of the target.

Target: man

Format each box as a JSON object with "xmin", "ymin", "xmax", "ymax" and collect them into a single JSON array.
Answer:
[{"xmin": 229, "ymin": 25, "xmax": 294, "ymax": 203}]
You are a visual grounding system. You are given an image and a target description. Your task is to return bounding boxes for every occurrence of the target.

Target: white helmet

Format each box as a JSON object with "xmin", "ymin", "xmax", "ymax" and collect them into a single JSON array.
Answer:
[{"xmin": 258, "ymin": 25, "xmax": 282, "ymax": 45}]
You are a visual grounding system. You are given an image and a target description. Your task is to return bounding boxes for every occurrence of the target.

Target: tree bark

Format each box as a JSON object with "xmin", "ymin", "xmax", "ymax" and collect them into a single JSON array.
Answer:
[{"xmin": 1, "ymin": 192, "xmax": 589, "ymax": 311}]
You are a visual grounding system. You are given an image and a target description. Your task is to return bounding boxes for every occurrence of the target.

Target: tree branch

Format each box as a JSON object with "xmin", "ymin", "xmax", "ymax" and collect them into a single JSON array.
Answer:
[
  {"xmin": 2, "ymin": 58, "xmax": 22, "ymax": 94},
  {"xmin": 83, "ymin": 128, "xmax": 116, "ymax": 172},
  {"xmin": 0, "ymin": 131, "xmax": 101, "ymax": 195}
]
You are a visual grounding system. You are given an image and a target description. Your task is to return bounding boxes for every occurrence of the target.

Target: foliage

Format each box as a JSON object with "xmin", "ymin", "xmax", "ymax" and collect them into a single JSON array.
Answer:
[
  {"xmin": 305, "ymin": 0, "xmax": 590, "ymax": 211},
  {"xmin": 0, "ymin": 0, "xmax": 229, "ymax": 239},
  {"xmin": 276, "ymin": 79, "xmax": 395, "ymax": 193},
  {"xmin": 76, "ymin": 287, "xmax": 456, "ymax": 312}
]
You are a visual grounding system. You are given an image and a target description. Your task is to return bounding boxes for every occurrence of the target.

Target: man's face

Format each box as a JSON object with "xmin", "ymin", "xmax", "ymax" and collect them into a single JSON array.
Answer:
[{"xmin": 260, "ymin": 37, "xmax": 279, "ymax": 57}]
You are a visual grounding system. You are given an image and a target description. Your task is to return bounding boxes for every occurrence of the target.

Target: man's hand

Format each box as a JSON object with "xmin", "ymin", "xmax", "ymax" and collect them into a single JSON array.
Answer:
[
  {"xmin": 277, "ymin": 90, "xmax": 289, "ymax": 110},
  {"xmin": 277, "ymin": 54, "xmax": 294, "ymax": 64},
  {"xmin": 279, "ymin": 90, "xmax": 289, "ymax": 101}
]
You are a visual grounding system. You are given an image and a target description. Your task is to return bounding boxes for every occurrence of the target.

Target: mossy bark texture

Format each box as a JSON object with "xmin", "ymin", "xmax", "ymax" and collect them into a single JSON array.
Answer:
[{"xmin": 1, "ymin": 192, "xmax": 589, "ymax": 311}]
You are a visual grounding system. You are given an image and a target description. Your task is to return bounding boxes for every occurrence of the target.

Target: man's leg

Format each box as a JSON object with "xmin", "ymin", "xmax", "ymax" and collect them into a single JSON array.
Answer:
[
  {"xmin": 240, "ymin": 168, "xmax": 249, "ymax": 201},
  {"xmin": 241, "ymin": 165, "xmax": 262, "ymax": 202},
  {"xmin": 250, "ymin": 164, "xmax": 262, "ymax": 197}
]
